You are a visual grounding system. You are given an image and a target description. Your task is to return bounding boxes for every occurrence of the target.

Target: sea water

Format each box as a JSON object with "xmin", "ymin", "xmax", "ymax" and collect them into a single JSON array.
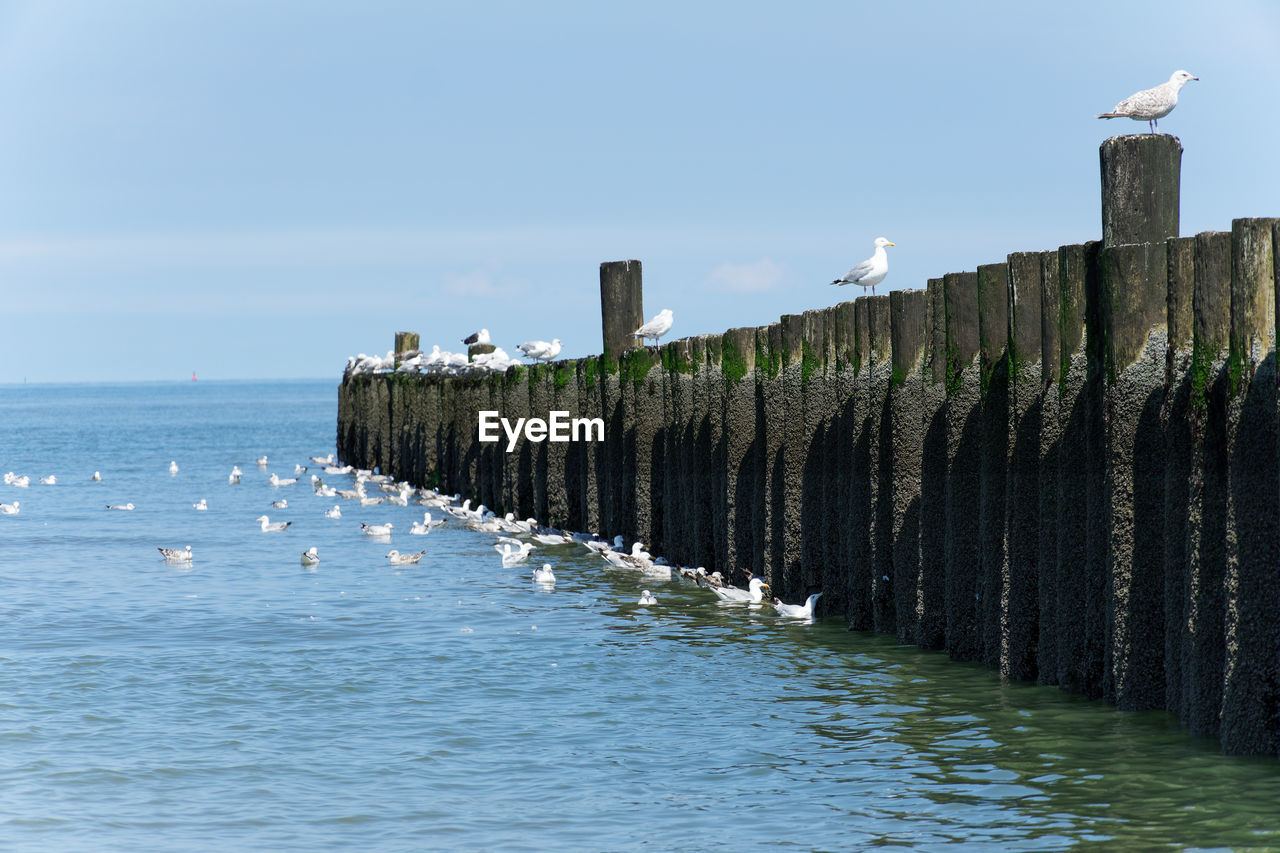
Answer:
[{"xmin": 2, "ymin": 380, "xmax": 1279, "ymax": 851}]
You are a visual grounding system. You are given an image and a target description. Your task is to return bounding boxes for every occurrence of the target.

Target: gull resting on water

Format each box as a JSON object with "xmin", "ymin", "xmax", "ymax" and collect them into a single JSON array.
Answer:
[
  {"xmin": 107, "ymin": 503, "xmax": 135, "ymax": 511},
  {"xmin": 361, "ymin": 521, "xmax": 394, "ymax": 536},
  {"xmin": 0, "ymin": 500, "xmax": 19, "ymax": 515},
  {"xmin": 158, "ymin": 545, "xmax": 193, "ymax": 563},
  {"xmin": 638, "ymin": 590, "xmax": 658, "ymax": 606},
  {"xmin": 710, "ymin": 576, "xmax": 771, "ymax": 604},
  {"xmin": 772, "ymin": 592, "xmax": 822, "ymax": 620},
  {"xmin": 634, "ymin": 309, "xmax": 674, "ymax": 346},
  {"xmin": 831, "ymin": 238, "xmax": 894, "ymax": 294},
  {"xmin": 256, "ymin": 515, "xmax": 291, "ymax": 532},
  {"xmin": 324, "ymin": 505, "xmax": 342, "ymax": 519},
  {"xmin": 168, "ymin": 461, "xmax": 179, "ymax": 475},
  {"xmin": 386, "ymin": 549, "xmax": 425, "ymax": 565},
  {"xmin": 301, "ymin": 547, "xmax": 320, "ymax": 566},
  {"xmin": 193, "ymin": 499, "xmax": 208, "ymax": 511},
  {"xmin": 533, "ymin": 563, "xmax": 556, "ymax": 584},
  {"xmin": 1098, "ymin": 70, "xmax": 1198, "ymax": 134}
]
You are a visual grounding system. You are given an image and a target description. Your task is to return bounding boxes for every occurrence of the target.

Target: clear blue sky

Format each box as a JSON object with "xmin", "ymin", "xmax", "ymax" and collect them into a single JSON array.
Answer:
[{"xmin": 2, "ymin": 0, "xmax": 1277, "ymax": 382}]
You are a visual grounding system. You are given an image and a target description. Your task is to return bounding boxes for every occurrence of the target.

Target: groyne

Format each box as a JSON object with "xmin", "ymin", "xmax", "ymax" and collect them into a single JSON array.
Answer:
[{"xmin": 337, "ymin": 135, "xmax": 1280, "ymax": 756}]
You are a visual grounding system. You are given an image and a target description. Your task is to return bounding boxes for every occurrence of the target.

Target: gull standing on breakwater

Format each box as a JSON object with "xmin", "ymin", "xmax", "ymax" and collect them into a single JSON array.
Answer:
[
  {"xmin": 256, "ymin": 515, "xmax": 291, "ymax": 532},
  {"xmin": 462, "ymin": 328, "xmax": 490, "ymax": 346},
  {"xmin": 831, "ymin": 237, "xmax": 894, "ymax": 294},
  {"xmin": 516, "ymin": 339, "xmax": 562, "ymax": 363},
  {"xmin": 634, "ymin": 309, "xmax": 674, "ymax": 345},
  {"xmin": 1097, "ymin": 70, "xmax": 1198, "ymax": 133}
]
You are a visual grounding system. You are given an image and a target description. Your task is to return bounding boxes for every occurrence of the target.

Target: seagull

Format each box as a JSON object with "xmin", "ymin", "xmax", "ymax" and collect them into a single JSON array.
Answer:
[
  {"xmin": 301, "ymin": 547, "xmax": 320, "ymax": 566},
  {"xmin": 496, "ymin": 541, "xmax": 536, "ymax": 567},
  {"xmin": 91, "ymin": 471, "xmax": 102, "ymax": 481},
  {"xmin": 532, "ymin": 563, "xmax": 556, "ymax": 584},
  {"xmin": 324, "ymin": 505, "xmax": 342, "ymax": 519},
  {"xmin": 361, "ymin": 521, "xmax": 394, "ymax": 536},
  {"xmin": 158, "ymin": 545, "xmax": 193, "ymax": 562},
  {"xmin": 531, "ymin": 530, "xmax": 574, "ymax": 546},
  {"xmin": 272, "ymin": 498, "xmax": 288, "ymax": 509},
  {"xmin": 0, "ymin": 500, "xmax": 19, "ymax": 515},
  {"xmin": 1098, "ymin": 70, "xmax": 1198, "ymax": 133},
  {"xmin": 710, "ymin": 576, "xmax": 771, "ymax": 604},
  {"xmin": 772, "ymin": 592, "xmax": 822, "ymax": 620},
  {"xmin": 228, "ymin": 466, "xmax": 242, "ymax": 484},
  {"xmin": 168, "ymin": 461, "xmax": 179, "ymax": 475},
  {"xmin": 294, "ymin": 464, "xmax": 308, "ymax": 476},
  {"xmin": 256, "ymin": 515, "xmax": 291, "ymax": 532},
  {"xmin": 831, "ymin": 237, "xmax": 894, "ymax": 294},
  {"xmin": 638, "ymin": 590, "xmax": 657, "ymax": 606},
  {"xmin": 516, "ymin": 338, "xmax": 562, "ymax": 363},
  {"xmin": 386, "ymin": 549, "xmax": 425, "ymax": 565},
  {"xmin": 106, "ymin": 503, "xmax": 136, "ymax": 511},
  {"xmin": 462, "ymin": 328, "xmax": 491, "ymax": 346},
  {"xmin": 193, "ymin": 499, "xmax": 208, "ymax": 511},
  {"xmin": 39, "ymin": 475, "xmax": 56, "ymax": 485},
  {"xmin": 8, "ymin": 475, "xmax": 29, "ymax": 488},
  {"xmin": 269, "ymin": 473, "xmax": 298, "ymax": 487},
  {"xmin": 634, "ymin": 309, "xmax": 674, "ymax": 345},
  {"xmin": 256, "ymin": 455, "xmax": 269, "ymax": 467},
  {"xmin": 310, "ymin": 454, "xmax": 335, "ymax": 465}
]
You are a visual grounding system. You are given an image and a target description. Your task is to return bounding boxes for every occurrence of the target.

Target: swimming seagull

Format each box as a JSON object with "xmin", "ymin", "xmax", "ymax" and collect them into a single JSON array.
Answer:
[
  {"xmin": 91, "ymin": 471, "xmax": 102, "ymax": 481},
  {"xmin": 106, "ymin": 503, "xmax": 136, "ymax": 511},
  {"xmin": 268, "ymin": 473, "xmax": 298, "ymax": 487},
  {"xmin": 516, "ymin": 339, "xmax": 562, "ymax": 363},
  {"xmin": 638, "ymin": 590, "xmax": 657, "ymax": 606},
  {"xmin": 39, "ymin": 475, "xmax": 56, "ymax": 485},
  {"xmin": 256, "ymin": 455, "xmax": 269, "ymax": 467},
  {"xmin": 831, "ymin": 237, "xmax": 894, "ymax": 294},
  {"xmin": 361, "ymin": 521, "xmax": 394, "ymax": 536},
  {"xmin": 168, "ymin": 461, "xmax": 179, "ymax": 475},
  {"xmin": 386, "ymin": 549, "xmax": 426, "ymax": 565},
  {"xmin": 310, "ymin": 454, "xmax": 335, "ymax": 465},
  {"xmin": 532, "ymin": 563, "xmax": 556, "ymax": 584},
  {"xmin": 496, "ymin": 540, "xmax": 536, "ymax": 567},
  {"xmin": 158, "ymin": 545, "xmax": 193, "ymax": 562},
  {"xmin": 0, "ymin": 500, "xmax": 19, "ymax": 515},
  {"xmin": 462, "ymin": 328, "xmax": 490, "ymax": 346},
  {"xmin": 301, "ymin": 547, "xmax": 320, "ymax": 566},
  {"xmin": 772, "ymin": 592, "xmax": 822, "ymax": 620},
  {"xmin": 272, "ymin": 498, "xmax": 288, "ymax": 509},
  {"xmin": 634, "ymin": 309, "xmax": 674, "ymax": 345},
  {"xmin": 193, "ymin": 499, "xmax": 208, "ymax": 511},
  {"xmin": 256, "ymin": 515, "xmax": 291, "ymax": 532},
  {"xmin": 1098, "ymin": 70, "xmax": 1198, "ymax": 134},
  {"xmin": 711, "ymin": 576, "xmax": 771, "ymax": 604},
  {"xmin": 228, "ymin": 466, "xmax": 242, "ymax": 484},
  {"xmin": 324, "ymin": 505, "xmax": 342, "ymax": 519}
]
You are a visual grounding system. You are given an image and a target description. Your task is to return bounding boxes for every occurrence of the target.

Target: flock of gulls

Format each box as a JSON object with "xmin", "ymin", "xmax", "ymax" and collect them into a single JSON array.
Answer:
[{"xmin": 2, "ymin": 454, "xmax": 822, "ymax": 621}]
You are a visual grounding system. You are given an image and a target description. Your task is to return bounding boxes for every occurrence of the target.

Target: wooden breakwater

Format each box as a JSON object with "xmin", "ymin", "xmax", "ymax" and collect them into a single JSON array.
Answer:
[{"xmin": 337, "ymin": 135, "xmax": 1280, "ymax": 756}]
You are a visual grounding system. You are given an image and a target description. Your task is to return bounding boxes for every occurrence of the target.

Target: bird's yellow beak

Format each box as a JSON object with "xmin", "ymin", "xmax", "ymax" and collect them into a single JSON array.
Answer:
[{"xmin": 887, "ymin": 242, "xmax": 896, "ymax": 247}]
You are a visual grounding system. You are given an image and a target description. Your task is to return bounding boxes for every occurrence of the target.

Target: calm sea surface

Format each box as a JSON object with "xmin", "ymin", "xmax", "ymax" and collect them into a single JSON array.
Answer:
[{"xmin": 2, "ymin": 380, "xmax": 1279, "ymax": 851}]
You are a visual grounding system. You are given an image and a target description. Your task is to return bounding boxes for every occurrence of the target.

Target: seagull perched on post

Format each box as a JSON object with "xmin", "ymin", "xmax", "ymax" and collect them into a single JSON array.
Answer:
[
  {"xmin": 831, "ymin": 237, "xmax": 894, "ymax": 294},
  {"xmin": 1097, "ymin": 70, "xmax": 1198, "ymax": 134},
  {"xmin": 634, "ymin": 309, "xmax": 674, "ymax": 346},
  {"xmin": 516, "ymin": 339, "xmax": 562, "ymax": 363},
  {"xmin": 462, "ymin": 328, "xmax": 490, "ymax": 346}
]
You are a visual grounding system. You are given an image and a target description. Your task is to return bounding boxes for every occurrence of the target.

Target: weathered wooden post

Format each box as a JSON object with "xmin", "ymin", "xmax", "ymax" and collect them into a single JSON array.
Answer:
[
  {"xmin": 1098, "ymin": 133, "xmax": 1181, "ymax": 710},
  {"xmin": 394, "ymin": 331, "xmax": 420, "ymax": 367},
  {"xmin": 600, "ymin": 260, "xmax": 645, "ymax": 363},
  {"xmin": 1100, "ymin": 134, "xmax": 1181, "ymax": 248}
]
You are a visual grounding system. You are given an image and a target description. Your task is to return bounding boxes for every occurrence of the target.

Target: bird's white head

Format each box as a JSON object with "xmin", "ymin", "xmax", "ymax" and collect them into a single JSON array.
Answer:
[
  {"xmin": 1171, "ymin": 70, "xmax": 1198, "ymax": 86},
  {"xmin": 874, "ymin": 237, "xmax": 895, "ymax": 249}
]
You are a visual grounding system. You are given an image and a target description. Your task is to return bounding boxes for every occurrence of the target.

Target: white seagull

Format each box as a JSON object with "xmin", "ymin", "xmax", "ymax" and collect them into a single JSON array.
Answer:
[
  {"xmin": 256, "ymin": 515, "xmax": 291, "ymax": 532},
  {"xmin": 324, "ymin": 505, "xmax": 342, "ymax": 519},
  {"xmin": 301, "ymin": 547, "xmax": 320, "ymax": 566},
  {"xmin": 361, "ymin": 521, "xmax": 394, "ymax": 536},
  {"xmin": 1098, "ymin": 70, "xmax": 1198, "ymax": 134},
  {"xmin": 516, "ymin": 338, "xmax": 562, "ymax": 363},
  {"xmin": 496, "ymin": 541, "xmax": 536, "ymax": 567},
  {"xmin": 634, "ymin": 309, "xmax": 674, "ymax": 345},
  {"xmin": 256, "ymin": 455, "xmax": 269, "ymax": 467},
  {"xmin": 310, "ymin": 454, "xmax": 335, "ymax": 465},
  {"xmin": 832, "ymin": 237, "xmax": 894, "ymax": 294},
  {"xmin": 710, "ymin": 576, "xmax": 771, "ymax": 604},
  {"xmin": 193, "ymin": 499, "xmax": 208, "ymax": 511},
  {"xmin": 638, "ymin": 590, "xmax": 658, "ymax": 606},
  {"xmin": 772, "ymin": 592, "xmax": 822, "ymax": 620},
  {"xmin": 158, "ymin": 545, "xmax": 193, "ymax": 563},
  {"xmin": 386, "ymin": 549, "xmax": 425, "ymax": 565},
  {"xmin": 0, "ymin": 500, "xmax": 19, "ymax": 515},
  {"xmin": 271, "ymin": 498, "xmax": 288, "ymax": 509},
  {"xmin": 106, "ymin": 503, "xmax": 135, "ymax": 511},
  {"xmin": 462, "ymin": 328, "xmax": 491, "ymax": 346},
  {"xmin": 269, "ymin": 473, "xmax": 298, "ymax": 487},
  {"xmin": 532, "ymin": 564, "xmax": 556, "ymax": 584},
  {"xmin": 168, "ymin": 461, "xmax": 179, "ymax": 475},
  {"xmin": 228, "ymin": 466, "xmax": 242, "ymax": 484},
  {"xmin": 91, "ymin": 471, "xmax": 102, "ymax": 481},
  {"xmin": 39, "ymin": 475, "xmax": 56, "ymax": 485}
]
